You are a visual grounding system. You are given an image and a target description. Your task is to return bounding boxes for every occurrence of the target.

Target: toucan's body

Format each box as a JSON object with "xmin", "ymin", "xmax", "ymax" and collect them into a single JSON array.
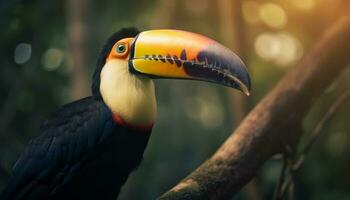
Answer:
[
  {"xmin": 2, "ymin": 97, "xmax": 150, "ymax": 199},
  {"xmin": 1, "ymin": 28, "xmax": 250, "ymax": 200}
]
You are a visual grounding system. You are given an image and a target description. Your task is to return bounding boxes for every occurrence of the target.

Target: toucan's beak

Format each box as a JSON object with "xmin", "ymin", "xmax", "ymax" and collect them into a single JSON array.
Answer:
[{"xmin": 129, "ymin": 29, "xmax": 251, "ymax": 95}]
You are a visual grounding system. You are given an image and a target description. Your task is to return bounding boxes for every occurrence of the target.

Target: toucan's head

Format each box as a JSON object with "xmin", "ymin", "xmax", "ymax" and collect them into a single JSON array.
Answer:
[
  {"xmin": 92, "ymin": 27, "xmax": 250, "ymax": 97},
  {"xmin": 92, "ymin": 27, "xmax": 251, "ymax": 129}
]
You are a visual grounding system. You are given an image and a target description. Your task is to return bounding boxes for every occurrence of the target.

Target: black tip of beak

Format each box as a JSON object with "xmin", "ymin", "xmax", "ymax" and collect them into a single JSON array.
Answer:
[{"xmin": 183, "ymin": 43, "xmax": 251, "ymax": 96}]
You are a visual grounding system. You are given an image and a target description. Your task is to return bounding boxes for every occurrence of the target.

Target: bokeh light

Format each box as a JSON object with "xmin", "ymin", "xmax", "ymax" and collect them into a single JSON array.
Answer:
[
  {"xmin": 259, "ymin": 3, "xmax": 287, "ymax": 28},
  {"xmin": 42, "ymin": 48, "xmax": 64, "ymax": 71},
  {"xmin": 254, "ymin": 32, "xmax": 303, "ymax": 67},
  {"xmin": 275, "ymin": 33, "xmax": 303, "ymax": 66},
  {"xmin": 184, "ymin": 89, "xmax": 224, "ymax": 129},
  {"xmin": 291, "ymin": 0, "xmax": 315, "ymax": 11},
  {"xmin": 254, "ymin": 33, "xmax": 280, "ymax": 60},
  {"xmin": 326, "ymin": 131, "xmax": 347, "ymax": 157},
  {"xmin": 242, "ymin": 1, "xmax": 260, "ymax": 24},
  {"xmin": 14, "ymin": 43, "xmax": 32, "ymax": 64}
]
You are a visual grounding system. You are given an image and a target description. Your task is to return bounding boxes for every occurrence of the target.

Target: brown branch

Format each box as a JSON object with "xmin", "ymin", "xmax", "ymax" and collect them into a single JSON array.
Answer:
[
  {"xmin": 158, "ymin": 15, "xmax": 350, "ymax": 200},
  {"xmin": 272, "ymin": 156, "xmax": 287, "ymax": 200}
]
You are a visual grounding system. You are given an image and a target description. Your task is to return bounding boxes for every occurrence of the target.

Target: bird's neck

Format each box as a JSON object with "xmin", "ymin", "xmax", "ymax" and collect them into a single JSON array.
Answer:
[{"xmin": 100, "ymin": 60, "xmax": 157, "ymax": 131}]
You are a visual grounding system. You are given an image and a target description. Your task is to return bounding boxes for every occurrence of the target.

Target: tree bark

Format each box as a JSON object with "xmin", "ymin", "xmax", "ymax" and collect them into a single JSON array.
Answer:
[{"xmin": 158, "ymin": 15, "xmax": 350, "ymax": 200}]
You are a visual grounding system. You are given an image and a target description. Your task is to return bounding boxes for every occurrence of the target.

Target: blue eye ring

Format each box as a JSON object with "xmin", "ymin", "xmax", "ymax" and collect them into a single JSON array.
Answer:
[{"xmin": 116, "ymin": 43, "xmax": 126, "ymax": 53}]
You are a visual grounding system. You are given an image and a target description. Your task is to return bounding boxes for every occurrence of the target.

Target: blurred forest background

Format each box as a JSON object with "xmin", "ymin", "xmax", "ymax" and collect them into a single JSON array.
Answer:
[{"xmin": 0, "ymin": 0, "xmax": 350, "ymax": 199}]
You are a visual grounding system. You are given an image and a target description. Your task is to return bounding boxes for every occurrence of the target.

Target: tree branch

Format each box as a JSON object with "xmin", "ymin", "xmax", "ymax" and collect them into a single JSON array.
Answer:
[{"xmin": 158, "ymin": 16, "xmax": 350, "ymax": 200}]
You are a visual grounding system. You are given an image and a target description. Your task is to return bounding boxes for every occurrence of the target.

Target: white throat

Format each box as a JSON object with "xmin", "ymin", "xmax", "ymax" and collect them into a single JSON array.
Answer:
[{"xmin": 100, "ymin": 59, "xmax": 157, "ymax": 126}]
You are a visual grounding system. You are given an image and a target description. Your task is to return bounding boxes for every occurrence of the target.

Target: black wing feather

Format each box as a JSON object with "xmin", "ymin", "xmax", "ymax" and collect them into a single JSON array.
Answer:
[{"xmin": 2, "ymin": 97, "xmax": 113, "ymax": 199}]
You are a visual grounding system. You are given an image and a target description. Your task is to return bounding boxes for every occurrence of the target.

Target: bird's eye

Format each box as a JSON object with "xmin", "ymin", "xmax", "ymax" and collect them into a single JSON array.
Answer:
[{"xmin": 116, "ymin": 44, "xmax": 126, "ymax": 53}]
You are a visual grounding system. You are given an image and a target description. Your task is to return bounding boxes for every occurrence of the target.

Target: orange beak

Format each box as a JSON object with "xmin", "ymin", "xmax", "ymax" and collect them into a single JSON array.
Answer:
[{"xmin": 129, "ymin": 29, "xmax": 251, "ymax": 95}]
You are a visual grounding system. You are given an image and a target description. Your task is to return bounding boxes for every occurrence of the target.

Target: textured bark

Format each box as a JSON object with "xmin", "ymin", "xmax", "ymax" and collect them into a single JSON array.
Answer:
[{"xmin": 158, "ymin": 16, "xmax": 350, "ymax": 200}]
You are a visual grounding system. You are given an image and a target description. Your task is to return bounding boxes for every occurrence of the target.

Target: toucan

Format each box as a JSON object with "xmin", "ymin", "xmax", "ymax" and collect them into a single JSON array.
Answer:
[{"xmin": 1, "ymin": 28, "xmax": 250, "ymax": 200}]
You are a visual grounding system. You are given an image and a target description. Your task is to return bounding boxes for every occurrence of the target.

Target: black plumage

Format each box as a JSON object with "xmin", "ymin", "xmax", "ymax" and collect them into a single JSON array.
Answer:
[{"xmin": 1, "ymin": 28, "xmax": 150, "ymax": 200}]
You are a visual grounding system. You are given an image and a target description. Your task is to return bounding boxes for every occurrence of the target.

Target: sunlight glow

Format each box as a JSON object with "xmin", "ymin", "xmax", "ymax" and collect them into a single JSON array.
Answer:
[
  {"xmin": 242, "ymin": 1, "xmax": 260, "ymax": 24},
  {"xmin": 255, "ymin": 33, "xmax": 280, "ymax": 60},
  {"xmin": 291, "ymin": 0, "xmax": 315, "ymax": 10},
  {"xmin": 259, "ymin": 3, "xmax": 287, "ymax": 28},
  {"xmin": 275, "ymin": 33, "xmax": 303, "ymax": 66},
  {"xmin": 254, "ymin": 32, "xmax": 303, "ymax": 67}
]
